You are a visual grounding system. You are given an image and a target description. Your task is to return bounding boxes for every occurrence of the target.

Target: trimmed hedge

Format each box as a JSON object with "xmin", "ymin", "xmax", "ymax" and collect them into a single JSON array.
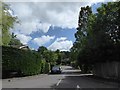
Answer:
[{"xmin": 2, "ymin": 46, "xmax": 50, "ymax": 78}]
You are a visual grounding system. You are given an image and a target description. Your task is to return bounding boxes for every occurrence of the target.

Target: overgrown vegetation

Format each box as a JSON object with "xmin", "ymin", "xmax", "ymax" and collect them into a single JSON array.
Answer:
[
  {"xmin": 2, "ymin": 46, "xmax": 46, "ymax": 78},
  {"xmin": 0, "ymin": 2, "xmax": 18, "ymax": 46},
  {"xmin": 2, "ymin": 45, "xmax": 69, "ymax": 78},
  {"xmin": 70, "ymin": 2, "xmax": 120, "ymax": 73}
]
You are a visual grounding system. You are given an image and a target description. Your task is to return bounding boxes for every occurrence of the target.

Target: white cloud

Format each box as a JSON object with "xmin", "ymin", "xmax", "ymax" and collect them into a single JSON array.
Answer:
[
  {"xmin": 56, "ymin": 37, "xmax": 67, "ymax": 41},
  {"xmin": 9, "ymin": 2, "xmax": 87, "ymax": 35},
  {"xmin": 89, "ymin": 0, "xmax": 115, "ymax": 3},
  {"xmin": 16, "ymin": 33, "xmax": 32, "ymax": 44},
  {"xmin": 4, "ymin": 0, "xmax": 116, "ymax": 2},
  {"xmin": 14, "ymin": 21, "xmax": 37, "ymax": 35},
  {"xmin": 48, "ymin": 37, "xmax": 73, "ymax": 51},
  {"xmin": 37, "ymin": 23, "xmax": 51, "ymax": 33},
  {"xmin": 8, "ymin": 1, "xmax": 115, "ymax": 35},
  {"xmin": 33, "ymin": 35, "xmax": 55, "ymax": 46},
  {"xmin": 13, "ymin": 21, "xmax": 51, "ymax": 35},
  {"xmin": 6, "ymin": 1, "xmax": 116, "ymax": 47}
]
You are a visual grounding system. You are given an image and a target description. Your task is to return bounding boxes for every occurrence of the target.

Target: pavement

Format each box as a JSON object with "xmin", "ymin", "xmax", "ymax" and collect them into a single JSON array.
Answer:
[{"xmin": 2, "ymin": 66, "xmax": 120, "ymax": 89}]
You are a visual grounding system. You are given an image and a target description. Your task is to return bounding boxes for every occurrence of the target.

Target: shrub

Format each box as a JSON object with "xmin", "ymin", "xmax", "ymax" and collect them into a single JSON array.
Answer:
[
  {"xmin": 2, "ymin": 46, "xmax": 42, "ymax": 78},
  {"xmin": 40, "ymin": 60, "xmax": 50, "ymax": 74}
]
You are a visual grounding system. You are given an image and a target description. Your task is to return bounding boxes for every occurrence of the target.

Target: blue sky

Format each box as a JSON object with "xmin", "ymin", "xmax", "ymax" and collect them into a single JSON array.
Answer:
[
  {"xmin": 28, "ymin": 26, "xmax": 77, "ymax": 50},
  {"xmin": 6, "ymin": 0, "xmax": 115, "ymax": 51}
]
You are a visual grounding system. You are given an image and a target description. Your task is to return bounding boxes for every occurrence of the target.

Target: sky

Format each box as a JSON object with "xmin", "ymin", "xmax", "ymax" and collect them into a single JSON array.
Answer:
[{"xmin": 5, "ymin": 0, "xmax": 116, "ymax": 51}]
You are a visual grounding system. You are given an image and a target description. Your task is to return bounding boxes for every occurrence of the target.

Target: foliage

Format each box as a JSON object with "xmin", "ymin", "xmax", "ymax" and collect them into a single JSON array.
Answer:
[
  {"xmin": 43, "ymin": 62, "xmax": 50, "ymax": 74},
  {"xmin": 71, "ymin": 2, "xmax": 120, "ymax": 73},
  {"xmin": 60, "ymin": 51, "xmax": 70, "ymax": 65},
  {"xmin": 0, "ymin": 2, "xmax": 18, "ymax": 45},
  {"xmin": 37, "ymin": 46, "xmax": 71, "ymax": 68},
  {"xmin": 38, "ymin": 46, "xmax": 59, "ymax": 66},
  {"xmin": 2, "ymin": 46, "xmax": 50, "ymax": 78},
  {"xmin": 2, "ymin": 45, "xmax": 66, "ymax": 78},
  {"xmin": 55, "ymin": 49, "xmax": 61, "ymax": 65},
  {"xmin": 9, "ymin": 33, "xmax": 22, "ymax": 45}
]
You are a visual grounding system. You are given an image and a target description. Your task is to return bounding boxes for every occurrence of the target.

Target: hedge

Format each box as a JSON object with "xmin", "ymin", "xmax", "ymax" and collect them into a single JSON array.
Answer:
[{"xmin": 2, "ymin": 46, "xmax": 50, "ymax": 78}]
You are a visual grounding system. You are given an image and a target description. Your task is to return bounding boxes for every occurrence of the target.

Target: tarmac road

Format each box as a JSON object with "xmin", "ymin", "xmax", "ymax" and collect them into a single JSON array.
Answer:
[{"xmin": 2, "ymin": 66, "xmax": 120, "ymax": 89}]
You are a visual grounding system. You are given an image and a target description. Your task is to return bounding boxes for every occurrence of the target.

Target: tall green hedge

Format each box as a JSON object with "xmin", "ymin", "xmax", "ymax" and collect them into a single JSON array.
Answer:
[
  {"xmin": 40, "ymin": 60, "xmax": 50, "ymax": 74},
  {"xmin": 44, "ymin": 62, "xmax": 50, "ymax": 74},
  {"xmin": 2, "ymin": 46, "xmax": 50, "ymax": 78}
]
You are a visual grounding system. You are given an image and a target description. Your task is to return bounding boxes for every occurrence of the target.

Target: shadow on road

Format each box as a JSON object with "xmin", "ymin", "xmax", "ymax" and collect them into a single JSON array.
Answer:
[
  {"xmin": 2, "ymin": 88, "xmax": 120, "ymax": 90},
  {"xmin": 50, "ymin": 75, "xmax": 120, "ymax": 89},
  {"xmin": 2, "ymin": 66, "xmax": 120, "ymax": 89},
  {"xmin": 50, "ymin": 66, "xmax": 120, "ymax": 89}
]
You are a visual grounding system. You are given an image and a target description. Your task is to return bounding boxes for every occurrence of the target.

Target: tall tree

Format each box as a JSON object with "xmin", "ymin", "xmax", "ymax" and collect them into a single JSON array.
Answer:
[
  {"xmin": 38, "ymin": 46, "xmax": 58, "ymax": 64},
  {"xmin": 70, "ymin": 2, "xmax": 120, "ymax": 73},
  {"xmin": 55, "ymin": 49, "xmax": 61, "ymax": 65},
  {"xmin": 0, "ymin": 2, "xmax": 18, "ymax": 45},
  {"xmin": 71, "ymin": 6, "xmax": 92, "ymax": 65}
]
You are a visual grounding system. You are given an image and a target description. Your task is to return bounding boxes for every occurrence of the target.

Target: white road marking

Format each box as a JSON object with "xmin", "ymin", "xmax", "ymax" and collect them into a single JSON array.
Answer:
[
  {"xmin": 56, "ymin": 79, "xmax": 62, "ymax": 86},
  {"xmin": 61, "ymin": 74, "xmax": 93, "ymax": 77},
  {"xmin": 77, "ymin": 85, "xmax": 80, "ymax": 88}
]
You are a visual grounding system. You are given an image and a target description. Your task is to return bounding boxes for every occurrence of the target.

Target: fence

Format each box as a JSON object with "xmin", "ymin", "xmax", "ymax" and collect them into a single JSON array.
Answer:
[{"xmin": 93, "ymin": 61, "xmax": 120, "ymax": 80}]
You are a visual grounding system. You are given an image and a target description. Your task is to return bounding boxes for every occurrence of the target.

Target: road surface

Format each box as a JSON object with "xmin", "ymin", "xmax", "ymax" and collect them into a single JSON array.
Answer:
[{"xmin": 2, "ymin": 66, "xmax": 120, "ymax": 89}]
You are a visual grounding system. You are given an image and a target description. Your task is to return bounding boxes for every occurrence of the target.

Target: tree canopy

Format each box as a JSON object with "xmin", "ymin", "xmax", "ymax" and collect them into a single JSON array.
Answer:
[
  {"xmin": 70, "ymin": 2, "xmax": 120, "ymax": 72},
  {"xmin": 0, "ymin": 2, "xmax": 18, "ymax": 46}
]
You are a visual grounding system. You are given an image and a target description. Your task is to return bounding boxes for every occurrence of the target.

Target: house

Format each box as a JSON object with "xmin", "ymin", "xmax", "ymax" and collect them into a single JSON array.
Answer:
[
  {"xmin": 10, "ymin": 45, "xmax": 29, "ymax": 50},
  {"xmin": 19, "ymin": 45, "xmax": 29, "ymax": 50}
]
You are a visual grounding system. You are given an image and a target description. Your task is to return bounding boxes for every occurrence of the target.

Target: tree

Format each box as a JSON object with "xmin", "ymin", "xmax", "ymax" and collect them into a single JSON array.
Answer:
[
  {"xmin": 49, "ymin": 51, "xmax": 58, "ymax": 65},
  {"xmin": 70, "ymin": 2, "xmax": 120, "ymax": 73},
  {"xmin": 9, "ymin": 33, "xmax": 22, "ymax": 45},
  {"xmin": 38, "ymin": 46, "xmax": 47, "ymax": 53},
  {"xmin": 38, "ymin": 46, "xmax": 51, "ymax": 62},
  {"xmin": 71, "ymin": 6, "xmax": 92, "ymax": 72},
  {"xmin": 0, "ymin": 2, "xmax": 18, "ymax": 45},
  {"xmin": 92, "ymin": 2, "xmax": 120, "ymax": 62},
  {"xmin": 55, "ymin": 49, "xmax": 61, "ymax": 65},
  {"xmin": 37, "ymin": 46, "xmax": 59, "ymax": 69}
]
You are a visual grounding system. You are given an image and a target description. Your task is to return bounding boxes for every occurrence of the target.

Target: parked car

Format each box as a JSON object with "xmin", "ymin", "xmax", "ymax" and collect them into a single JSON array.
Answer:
[{"xmin": 51, "ymin": 66, "xmax": 62, "ymax": 74}]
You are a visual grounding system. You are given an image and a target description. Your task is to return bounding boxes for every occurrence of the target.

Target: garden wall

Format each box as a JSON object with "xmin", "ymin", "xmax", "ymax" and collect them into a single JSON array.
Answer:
[{"xmin": 93, "ymin": 61, "xmax": 120, "ymax": 80}]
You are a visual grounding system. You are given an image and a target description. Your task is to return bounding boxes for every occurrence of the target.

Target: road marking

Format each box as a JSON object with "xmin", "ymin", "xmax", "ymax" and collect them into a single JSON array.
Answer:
[
  {"xmin": 56, "ymin": 79, "xmax": 62, "ymax": 86},
  {"xmin": 77, "ymin": 85, "xmax": 80, "ymax": 88}
]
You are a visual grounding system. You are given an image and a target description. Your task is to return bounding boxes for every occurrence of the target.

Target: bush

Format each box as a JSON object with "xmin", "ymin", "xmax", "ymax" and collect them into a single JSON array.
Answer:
[
  {"xmin": 2, "ymin": 46, "xmax": 42, "ymax": 78},
  {"xmin": 44, "ymin": 62, "xmax": 50, "ymax": 74},
  {"xmin": 41, "ymin": 60, "xmax": 50, "ymax": 74}
]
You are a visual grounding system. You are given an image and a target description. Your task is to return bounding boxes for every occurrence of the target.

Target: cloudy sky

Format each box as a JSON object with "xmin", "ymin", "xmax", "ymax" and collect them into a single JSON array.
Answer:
[{"xmin": 5, "ymin": 0, "xmax": 115, "ymax": 51}]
